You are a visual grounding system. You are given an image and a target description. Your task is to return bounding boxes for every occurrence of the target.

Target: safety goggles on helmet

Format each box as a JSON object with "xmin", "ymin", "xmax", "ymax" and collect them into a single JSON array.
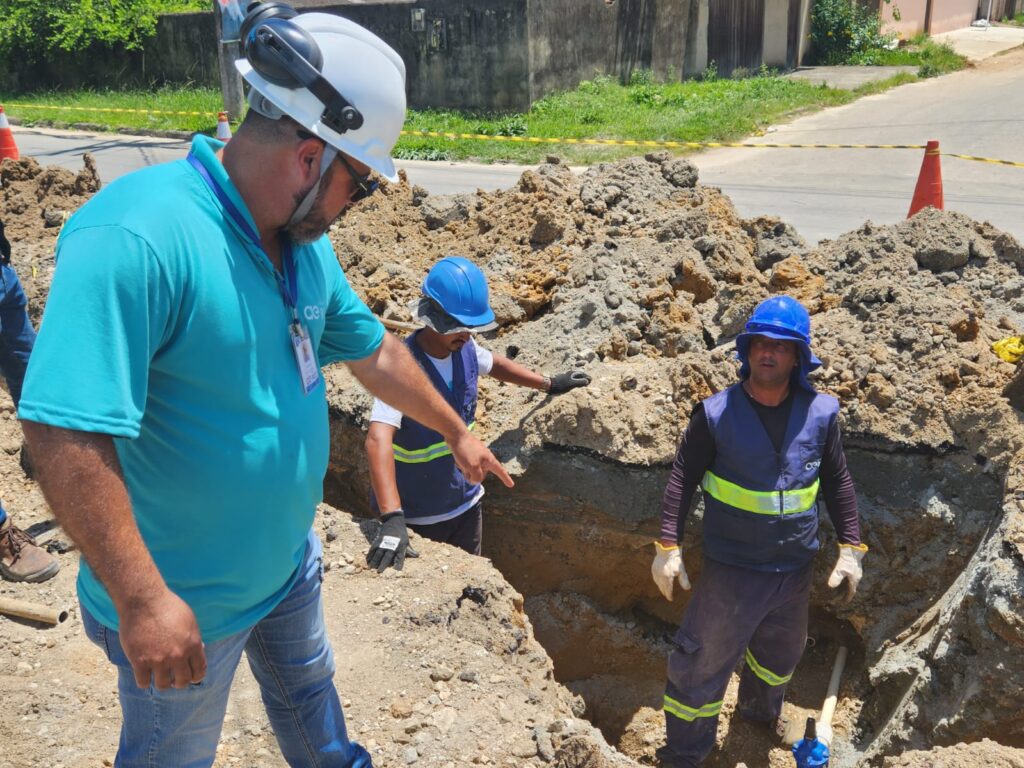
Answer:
[{"xmin": 410, "ymin": 297, "xmax": 497, "ymax": 335}]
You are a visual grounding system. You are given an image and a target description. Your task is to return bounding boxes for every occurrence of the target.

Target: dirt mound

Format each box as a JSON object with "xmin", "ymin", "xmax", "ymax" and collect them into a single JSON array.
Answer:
[
  {"xmin": 6, "ymin": 152, "xmax": 1024, "ymax": 767},
  {"xmin": 323, "ymin": 155, "xmax": 1024, "ymax": 766},
  {"xmin": 1, "ymin": 155, "xmax": 101, "ymax": 322}
]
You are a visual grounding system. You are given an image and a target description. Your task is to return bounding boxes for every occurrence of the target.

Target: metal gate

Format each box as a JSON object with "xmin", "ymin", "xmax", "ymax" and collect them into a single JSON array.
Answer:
[{"xmin": 707, "ymin": 0, "xmax": 766, "ymax": 76}]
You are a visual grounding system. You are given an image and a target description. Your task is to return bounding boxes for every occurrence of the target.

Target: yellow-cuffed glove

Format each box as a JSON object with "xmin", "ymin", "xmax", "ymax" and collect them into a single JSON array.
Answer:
[
  {"xmin": 827, "ymin": 543, "xmax": 868, "ymax": 601},
  {"xmin": 651, "ymin": 542, "xmax": 690, "ymax": 601}
]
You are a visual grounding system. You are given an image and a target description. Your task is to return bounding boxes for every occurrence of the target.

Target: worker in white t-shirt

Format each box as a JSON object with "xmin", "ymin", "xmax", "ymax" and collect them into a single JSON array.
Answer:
[{"xmin": 365, "ymin": 257, "xmax": 591, "ymax": 570}]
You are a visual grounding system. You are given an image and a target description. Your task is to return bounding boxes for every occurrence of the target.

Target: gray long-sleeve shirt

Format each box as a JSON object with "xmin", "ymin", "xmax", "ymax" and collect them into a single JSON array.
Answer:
[{"xmin": 659, "ymin": 388, "xmax": 861, "ymax": 546}]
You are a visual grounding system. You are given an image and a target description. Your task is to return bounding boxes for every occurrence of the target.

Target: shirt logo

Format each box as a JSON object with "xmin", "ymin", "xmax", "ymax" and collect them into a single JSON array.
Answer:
[
  {"xmin": 303, "ymin": 305, "xmax": 323, "ymax": 321},
  {"xmin": 805, "ymin": 460, "xmax": 821, "ymax": 472}
]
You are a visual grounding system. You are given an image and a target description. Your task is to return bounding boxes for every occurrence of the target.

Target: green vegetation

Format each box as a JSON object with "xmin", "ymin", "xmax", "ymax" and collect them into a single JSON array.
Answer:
[
  {"xmin": 809, "ymin": 0, "xmax": 966, "ymax": 79},
  {"xmin": 1, "ymin": 86, "xmax": 224, "ymax": 134},
  {"xmin": 397, "ymin": 69, "xmax": 861, "ymax": 164},
  {"xmin": 850, "ymin": 35, "xmax": 967, "ymax": 78},
  {"xmin": 0, "ymin": 0, "xmax": 205, "ymax": 60},
  {"xmin": 0, "ymin": 68, "xmax": 922, "ymax": 165},
  {"xmin": 809, "ymin": 0, "xmax": 895, "ymax": 65}
]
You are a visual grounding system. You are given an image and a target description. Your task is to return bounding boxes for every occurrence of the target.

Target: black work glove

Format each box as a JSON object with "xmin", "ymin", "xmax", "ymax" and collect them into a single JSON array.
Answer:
[
  {"xmin": 366, "ymin": 511, "xmax": 419, "ymax": 573},
  {"xmin": 548, "ymin": 370, "xmax": 591, "ymax": 395}
]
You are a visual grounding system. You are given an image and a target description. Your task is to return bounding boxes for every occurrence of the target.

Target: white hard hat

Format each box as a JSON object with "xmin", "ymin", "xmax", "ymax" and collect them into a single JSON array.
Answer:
[{"xmin": 236, "ymin": 7, "xmax": 406, "ymax": 181}]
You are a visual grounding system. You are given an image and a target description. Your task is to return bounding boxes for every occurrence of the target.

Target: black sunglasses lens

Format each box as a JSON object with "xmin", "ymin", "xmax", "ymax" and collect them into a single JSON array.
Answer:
[{"xmin": 352, "ymin": 179, "xmax": 379, "ymax": 203}]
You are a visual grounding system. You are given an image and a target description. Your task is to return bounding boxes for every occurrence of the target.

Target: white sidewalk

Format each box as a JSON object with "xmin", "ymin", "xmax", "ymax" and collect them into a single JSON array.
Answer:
[{"xmin": 932, "ymin": 24, "xmax": 1024, "ymax": 61}]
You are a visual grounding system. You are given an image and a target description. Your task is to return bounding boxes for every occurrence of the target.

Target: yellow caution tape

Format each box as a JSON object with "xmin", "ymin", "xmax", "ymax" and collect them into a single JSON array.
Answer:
[
  {"xmin": 399, "ymin": 130, "xmax": 926, "ymax": 150},
  {"xmin": 5, "ymin": 103, "xmax": 1024, "ymax": 167},
  {"xmin": 5, "ymin": 103, "xmax": 220, "ymax": 118},
  {"xmin": 993, "ymin": 336, "xmax": 1024, "ymax": 363},
  {"xmin": 942, "ymin": 153, "xmax": 1024, "ymax": 169}
]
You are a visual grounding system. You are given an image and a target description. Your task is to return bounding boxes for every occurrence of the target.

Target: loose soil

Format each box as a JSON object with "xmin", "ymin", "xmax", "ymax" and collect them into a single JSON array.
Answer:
[{"xmin": 3, "ymin": 149, "xmax": 1024, "ymax": 767}]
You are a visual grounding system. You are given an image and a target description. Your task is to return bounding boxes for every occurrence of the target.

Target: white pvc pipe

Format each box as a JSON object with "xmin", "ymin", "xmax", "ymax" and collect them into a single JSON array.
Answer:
[{"xmin": 819, "ymin": 645, "xmax": 849, "ymax": 728}]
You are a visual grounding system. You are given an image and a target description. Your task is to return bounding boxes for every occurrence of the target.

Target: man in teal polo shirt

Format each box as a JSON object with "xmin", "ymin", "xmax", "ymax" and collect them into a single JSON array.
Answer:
[{"xmin": 18, "ymin": 6, "xmax": 510, "ymax": 767}]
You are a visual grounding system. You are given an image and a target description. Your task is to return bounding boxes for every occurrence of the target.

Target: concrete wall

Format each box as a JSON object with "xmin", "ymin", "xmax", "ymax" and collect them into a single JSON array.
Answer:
[
  {"xmin": 880, "ymin": 0, "xmax": 929, "ymax": 37},
  {"xmin": 329, "ymin": 0, "xmax": 531, "ymax": 111},
  {"xmin": 526, "ymin": 0, "xmax": 693, "ymax": 102},
  {"xmin": 0, "ymin": 12, "xmax": 218, "ymax": 92},
  {"xmin": 928, "ymin": 0, "xmax": 979, "ymax": 31},
  {"xmin": 879, "ymin": 0, "xmax": 979, "ymax": 36},
  {"xmin": 763, "ymin": 0, "xmax": 792, "ymax": 66}
]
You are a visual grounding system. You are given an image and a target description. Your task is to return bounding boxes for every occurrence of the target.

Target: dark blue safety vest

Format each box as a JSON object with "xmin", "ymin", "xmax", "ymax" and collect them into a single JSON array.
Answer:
[
  {"xmin": 370, "ymin": 330, "xmax": 481, "ymax": 522},
  {"xmin": 700, "ymin": 383, "xmax": 838, "ymax": 572}
]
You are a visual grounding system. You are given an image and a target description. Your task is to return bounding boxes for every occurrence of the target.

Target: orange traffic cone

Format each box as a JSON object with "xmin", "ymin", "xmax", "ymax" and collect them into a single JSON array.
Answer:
[
  {"xmin": 907, "ymin": 140, "xmax": 943, "ymax": 218},
  {"xmin": 0, "ymin": 105, "xmax": 19, "ymax": 161},
  {"xmin": 216, "ymin": 111, "xmax": 232, "ymax": 142}
]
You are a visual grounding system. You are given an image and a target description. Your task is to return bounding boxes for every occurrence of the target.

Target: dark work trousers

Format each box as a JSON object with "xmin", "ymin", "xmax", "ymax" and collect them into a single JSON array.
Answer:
[
  {"xmin": 407, "ymin": 502, "xmax": 483, "ymax": 556},
  {"xmin": 0, "ymin": 264, "xmax": 35, "ymax": 407},
  {"xmin": 660, "ymin": 557, "xmax": 813, "ymax": 768}
]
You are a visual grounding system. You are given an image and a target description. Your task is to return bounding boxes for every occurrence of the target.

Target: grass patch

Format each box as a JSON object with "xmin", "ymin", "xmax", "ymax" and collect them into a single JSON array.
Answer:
[
  {"xmin": 0, "ymin": 85, "xmax": 225, "ymax": 135},
  {"xmin": 850, "ymin": 36, "xmax": 967, "ymax": 78},
  {"xmin": 397, "ymin": 72, "xmax": 858, "ymax": 164},
  {"xmin": 2, "ymin": 68, "xmax": 924, "ymax": 165}
]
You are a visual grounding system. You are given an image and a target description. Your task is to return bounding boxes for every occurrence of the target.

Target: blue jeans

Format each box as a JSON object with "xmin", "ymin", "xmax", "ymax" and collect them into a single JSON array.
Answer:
[
  {"xmin": 0, "ymin": 263, "xmax": 36, "ymax": 408},
  {"xmin": 82, "ymin": 531, "xmax": 371, "ymax": 768}
]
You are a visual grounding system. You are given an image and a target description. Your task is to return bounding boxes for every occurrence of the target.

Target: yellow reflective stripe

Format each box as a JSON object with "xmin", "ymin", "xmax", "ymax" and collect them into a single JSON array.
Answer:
[
  {"xmin": 663, "ymin": 694, "xmax": 722, "ymax": 722},
  {"xmin": 702, "ymin": 472, "xmax": 819, "ymax": 515},
  {"xmin": 744, "ymin": 649, "xmax": 792, "ymax": 687},
  {"xmin": 393, "ymin": 422, "xmax": 475, "ymax": 464}
]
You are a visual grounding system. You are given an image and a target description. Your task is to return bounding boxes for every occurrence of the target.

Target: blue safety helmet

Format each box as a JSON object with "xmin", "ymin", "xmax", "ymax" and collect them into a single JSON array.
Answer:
[
  {"xmin": 420, "ymin": 256, "xmax": 497, "ymax": 332},
  {"xmin": 735, "ymin": 295, "xmax": 822, "ymax": 391}
]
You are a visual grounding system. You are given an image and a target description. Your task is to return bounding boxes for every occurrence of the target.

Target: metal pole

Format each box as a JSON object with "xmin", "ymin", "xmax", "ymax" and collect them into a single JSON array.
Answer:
[{"xmin": 213, "ymin": 2, "xmax": 246, "ymax": 123}]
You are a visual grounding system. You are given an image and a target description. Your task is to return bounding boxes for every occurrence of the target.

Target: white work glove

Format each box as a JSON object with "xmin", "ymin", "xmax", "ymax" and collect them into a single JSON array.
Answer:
[
  {"xmin": 651, "ymin": 542, "xmax": 691, "ymax": 601},
  {"xmin": 827, "ymin": 543, "xmax": 868, "ymax": 601}
]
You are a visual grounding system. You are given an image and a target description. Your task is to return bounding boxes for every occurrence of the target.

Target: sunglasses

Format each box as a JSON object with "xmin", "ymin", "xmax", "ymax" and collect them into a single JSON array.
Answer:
[
  {"xmin": 336, "ymin": 152, "xmax": 379, "ymax": 203},
  {"xmin": 296, "ymin": 130, "xmax": 379, "ymax": 203}
]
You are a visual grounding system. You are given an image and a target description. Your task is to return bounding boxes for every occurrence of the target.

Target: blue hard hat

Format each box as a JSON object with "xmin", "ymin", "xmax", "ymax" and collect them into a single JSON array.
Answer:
[
  {"xmin": 736, "ymin": 295, "xmax": 822, "ymax": 391},
  {"xmin": 421, "ymin": 256, "xmax": 496, "ymax": 330}
]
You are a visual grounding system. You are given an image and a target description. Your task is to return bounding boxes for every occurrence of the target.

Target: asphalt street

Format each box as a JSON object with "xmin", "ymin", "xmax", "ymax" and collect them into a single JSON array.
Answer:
[{"xmin": 10, "ymin": 45, "xmax": 1024, "ymax": 245}]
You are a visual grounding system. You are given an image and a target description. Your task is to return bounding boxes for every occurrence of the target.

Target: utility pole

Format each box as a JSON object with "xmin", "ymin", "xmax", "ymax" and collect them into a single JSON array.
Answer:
[{"xmin": 213, "ymin": 0, "xmax": 246, "ymax": 123}]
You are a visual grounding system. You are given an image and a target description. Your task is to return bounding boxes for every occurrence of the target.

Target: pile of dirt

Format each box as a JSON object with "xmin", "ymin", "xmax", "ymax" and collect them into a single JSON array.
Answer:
[
  {"xmin": 322, "ymin": 154, "xmax": 1024, "ymax": 766},
  {"xmin": 6, "ymin": 150, "xmax": 1024, "ymax": 767},
  {"xmin": 0, "ymin": 155, "xmax": 102, "ymax": 323}
]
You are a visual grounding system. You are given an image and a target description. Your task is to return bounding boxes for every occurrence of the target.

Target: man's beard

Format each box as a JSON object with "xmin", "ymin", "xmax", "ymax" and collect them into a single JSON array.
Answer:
[{"xmin": 286, "ymin": 164, "xmax": 342, "ymax": 245}]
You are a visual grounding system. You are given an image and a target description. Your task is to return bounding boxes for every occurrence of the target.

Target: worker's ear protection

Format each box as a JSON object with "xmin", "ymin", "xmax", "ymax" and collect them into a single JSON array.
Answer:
[{"xmin": 240, "ymin": 1, "xmax": 364, "ymax": 134}]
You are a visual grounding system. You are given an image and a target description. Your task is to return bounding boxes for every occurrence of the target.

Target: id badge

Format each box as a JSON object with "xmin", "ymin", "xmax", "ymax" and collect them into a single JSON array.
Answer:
[{"xmin": 289, "ymin": 322, "xmax": 320, "ymax": 395}]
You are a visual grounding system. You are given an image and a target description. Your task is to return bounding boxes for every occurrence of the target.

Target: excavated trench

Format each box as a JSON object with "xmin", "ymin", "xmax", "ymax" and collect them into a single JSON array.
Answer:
[
  {"xmin": 323, "ymin": 411, "xmax": 1006, "ymax": 766},
  {"xmin": 8, "ymin": 147, "xmax": 1024, "ymax": 766}
]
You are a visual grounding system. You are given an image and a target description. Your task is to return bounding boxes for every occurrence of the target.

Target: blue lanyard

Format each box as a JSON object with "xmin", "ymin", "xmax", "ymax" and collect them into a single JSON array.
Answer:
[{"xmin": 187, "ymin": 153, "xmax": 298, "ymax": 315}]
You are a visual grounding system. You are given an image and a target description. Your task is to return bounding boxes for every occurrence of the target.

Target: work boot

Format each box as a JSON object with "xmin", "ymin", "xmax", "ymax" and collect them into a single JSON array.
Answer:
[{"xmin": 0, "ymin": 516, "xmax": 60, "ymax": 583}]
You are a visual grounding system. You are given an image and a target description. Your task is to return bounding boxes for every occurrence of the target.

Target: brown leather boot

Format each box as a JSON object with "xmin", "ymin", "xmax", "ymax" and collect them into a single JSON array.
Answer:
[{"xmin": 0, "ymin": 516, "xmax": 60, "ymax": 583}]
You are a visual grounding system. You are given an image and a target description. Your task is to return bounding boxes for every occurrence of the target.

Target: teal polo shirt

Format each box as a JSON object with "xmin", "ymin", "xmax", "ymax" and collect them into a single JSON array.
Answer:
[{"xmin": 19, "ymin": 135, "xmax": 384, "ymax": 641}]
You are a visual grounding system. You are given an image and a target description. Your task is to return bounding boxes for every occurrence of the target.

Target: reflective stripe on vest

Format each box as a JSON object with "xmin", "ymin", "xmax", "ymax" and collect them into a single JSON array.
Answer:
[
  {"xmin": 663, "ymin": 694, "xmax": 723, "ymax": 722},
  {"xmin": 745, "ymin": 648, "xmax": 793, "ymax": 687},
  {"xmin": 392, "ymin": 422, "xmax": 476, "ymax": 464},
  {"xmin": 701, "ymin": 471, "xmax": 819, "ymax": 516}
]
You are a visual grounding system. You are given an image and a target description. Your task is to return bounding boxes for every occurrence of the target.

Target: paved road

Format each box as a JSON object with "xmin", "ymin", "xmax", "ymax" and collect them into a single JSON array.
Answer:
[
  {"xmin": 10, "ymin": 125, "xmax": 532, "ymax": 196},
  {"xmin": 11, "ymin": 48, "xmax": 1024, "ymax": 244},
  {"xmin": 695, "ymin": 47, "xmax": 1024, "ymax": 243}
]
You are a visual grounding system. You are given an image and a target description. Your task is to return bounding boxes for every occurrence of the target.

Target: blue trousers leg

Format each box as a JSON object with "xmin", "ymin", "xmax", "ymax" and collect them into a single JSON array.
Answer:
[
  {"xmin": 0, "ymin": 264, "xmax": 36, "ymax": 408},
  {"xmin": 736, "ymin": 564, "xmax": 812, "ymax": 723},
  {"xmin": 244, "ymin": 532, "xmax": 371, "ymax": 768},
  {"xmin": 661, "ymin": 559, "xmax": 812, "ymax": 767}
]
